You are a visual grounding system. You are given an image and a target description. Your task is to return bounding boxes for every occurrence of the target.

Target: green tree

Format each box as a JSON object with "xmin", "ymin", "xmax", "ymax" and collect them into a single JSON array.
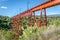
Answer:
[{"xmin": 0, "ymin": 15, "xmax": 10, "ymax": 29}]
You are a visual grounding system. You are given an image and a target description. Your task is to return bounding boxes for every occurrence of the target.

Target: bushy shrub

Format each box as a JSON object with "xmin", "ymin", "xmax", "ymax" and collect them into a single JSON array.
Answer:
[
  {"xmin": 0, "ymin": 16, "xmax": 10, "ymax": 29},
  {"xmin": 0, "ymin": 29, "xmax": 17, "ymax": 40},
  {"xmin": 19, "ymin": 25, "xmax": 60, "ymax": 40}
]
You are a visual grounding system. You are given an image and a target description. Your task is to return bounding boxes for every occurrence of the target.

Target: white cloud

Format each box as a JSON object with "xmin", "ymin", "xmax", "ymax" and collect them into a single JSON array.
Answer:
[{"xmin": 0, "ymin": 6, "xmax": 8, "ymax": 9}]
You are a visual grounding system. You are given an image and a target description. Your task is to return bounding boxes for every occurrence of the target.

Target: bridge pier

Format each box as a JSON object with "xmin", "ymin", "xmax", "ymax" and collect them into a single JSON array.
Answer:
[
  {"xmin": 37, "ymin": 8, "xmax": 47, "ymax": 27},
  {"xmin": 33, "ymin": 12, "xmax": 36, "ymax": 26},
  {"xmin": 39, "ymin": 9, "xmax": 42, "ymax": 27},
  {"xmin": 44, "ymin": 8, "xmax": 47, "ymax": 26},
  {"xmin": 28, "ymin": 12, "xmax": 32, "ymax": 26},
  {"xmin": 10, "ymin": 0, "xmax": 60, "ymax": 35}
]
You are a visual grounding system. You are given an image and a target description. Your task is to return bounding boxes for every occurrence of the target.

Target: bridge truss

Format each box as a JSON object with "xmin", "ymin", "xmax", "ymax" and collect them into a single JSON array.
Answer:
[{"xmin": 10, "ymin": 0, "xmax": 60, "ymax": 34}]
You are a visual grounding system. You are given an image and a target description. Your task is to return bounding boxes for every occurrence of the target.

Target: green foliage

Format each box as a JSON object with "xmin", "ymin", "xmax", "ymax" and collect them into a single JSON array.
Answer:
[
  {"xmin": 19, "ymin": 25, "xmax": 60, "ymax": 40},
  {"xmin": 47, "ymin": 16, "xmax": 60, "ymax": 26},
  {"xmin": 0, "ymin": 15, "xmax": 60, "ymax": 40},
  {"xmin": 0, "ymin": 15, "xmax": 10, "ymax": 29},
  {"xmin": 18, "ymin": 16, "xmax": 60, "ymax": 40},
  {"xmin": 0, "ymin": 29, "xmax": 16, "ymax": 40},
  {"xmin": 19, "ymin": 26, "xmax": 37, "ymax": 40}
]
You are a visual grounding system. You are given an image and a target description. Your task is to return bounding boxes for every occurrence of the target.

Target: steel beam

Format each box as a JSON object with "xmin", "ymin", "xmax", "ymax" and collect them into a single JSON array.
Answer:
[
  {"xmin": 30, "ymin": 0, "xmax": 60, "ymax": 12},
  {"xmin": 44, "ymin": 8, "xmax": 47, "ymax": 26},
  {"xmin": 12, "ymin": 0, "xmax": 60, "ymax": 18},
  {"xmin": 40, "ymin": 9, "xmax": 42, "ymax": 26},
  {"xmin": 11, "ymin": 0, "xmax": 60, "ymax": 34}
]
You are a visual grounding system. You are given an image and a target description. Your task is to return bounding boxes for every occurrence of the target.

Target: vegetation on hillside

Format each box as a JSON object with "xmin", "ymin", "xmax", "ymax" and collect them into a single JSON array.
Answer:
[
  {"xmin": 0, "ymin": 15, "xmax": 60, "ymax": 40},
  {"xmin": 19, "ymin": 25, "xmax": 60, "ymax": 40},
  {"xmin": 0, "ymin": 15, "xmax": 10, "ymax": 29}
]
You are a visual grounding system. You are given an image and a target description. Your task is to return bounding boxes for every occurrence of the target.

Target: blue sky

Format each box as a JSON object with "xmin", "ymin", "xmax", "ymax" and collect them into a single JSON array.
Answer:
[{"xmin": 0, "ymin": 0, "xmax": 60, "ymax": 17}]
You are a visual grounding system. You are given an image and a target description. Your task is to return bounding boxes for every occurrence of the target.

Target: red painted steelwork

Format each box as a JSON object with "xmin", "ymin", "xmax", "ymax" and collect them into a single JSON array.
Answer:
[
  {"xmin": 44, "ymin": 8, "xmax": 47, "ymax": 26},
  {"xmin": 12, "ymin": 0, "xmax": 60, "ymax": 18},
  {"xmin": 10, "ymin": 0, "xmax": 60, "ymax": 34},
  {"xmin": 40, "ymin": 9, "xmax": 42, "ymax": 26}
]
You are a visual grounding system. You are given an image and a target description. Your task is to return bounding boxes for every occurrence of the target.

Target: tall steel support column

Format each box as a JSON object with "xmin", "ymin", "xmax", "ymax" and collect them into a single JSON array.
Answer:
[
  {"xmin": 30, "ymin": 12, "xmax": 32, "ymax": 18},
  {"xmin": 16, "ymin": 23, "xmax": 19, "ymax": 34},
  {"xmin": 44, "ymin": 8, "xmax": 47, "ymax": 26},
  {"xmin": 30, "ymin": 12, "xmax": 33, "ymax": 26},
  {"xmin": 30, "ymin": 12, "xmax": 32, "ymax": 26},
  {"xmin": 34, "ymin": 12, "xmax": 36, "ymax": 26},
  {"xmin": 40, "ymin": 9, "xmax": 42, "ymax": 27},
  {"xmin": 21, "ymin": 17, "xmax": 23, "ymax": 27},
  {"xmin": 28, "ymin": 12, "xmax": 32, "ymax": 26}
]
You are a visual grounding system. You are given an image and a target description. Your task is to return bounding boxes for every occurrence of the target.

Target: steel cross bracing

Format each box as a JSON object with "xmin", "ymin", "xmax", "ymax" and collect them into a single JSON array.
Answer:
[{"xmin": 10, "ymin": 0, "xmax": 60, "ymax": 34}]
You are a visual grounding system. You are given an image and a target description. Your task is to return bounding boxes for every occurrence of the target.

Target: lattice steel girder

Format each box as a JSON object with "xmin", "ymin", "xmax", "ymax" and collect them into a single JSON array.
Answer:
[
  {"xmin": 12, "ymin": 0, "xmax": 60, "ymax": 18},
  {"xmin": 10, "ymin": 0, "xmax": 60, "ymax": 35},
  {"xmin": 30, "ymin": 0, "xmax": 60, "ymax": 12}
]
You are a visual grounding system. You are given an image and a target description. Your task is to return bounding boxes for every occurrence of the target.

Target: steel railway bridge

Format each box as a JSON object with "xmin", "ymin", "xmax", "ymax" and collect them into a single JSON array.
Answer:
[{"xmin": 10, "ymin": 0, "xmax": 60, "ymax": 34}]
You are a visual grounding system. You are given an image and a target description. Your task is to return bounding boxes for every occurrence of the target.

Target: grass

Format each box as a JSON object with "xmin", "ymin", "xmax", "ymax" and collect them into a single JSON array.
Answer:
[
  {"xmin": 0, "ymin": 29, "xmax": 17, "ymax": 40},
  {"xmin": 19, "ymin": 25, "xmax": 60, "ymax": 40}
]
